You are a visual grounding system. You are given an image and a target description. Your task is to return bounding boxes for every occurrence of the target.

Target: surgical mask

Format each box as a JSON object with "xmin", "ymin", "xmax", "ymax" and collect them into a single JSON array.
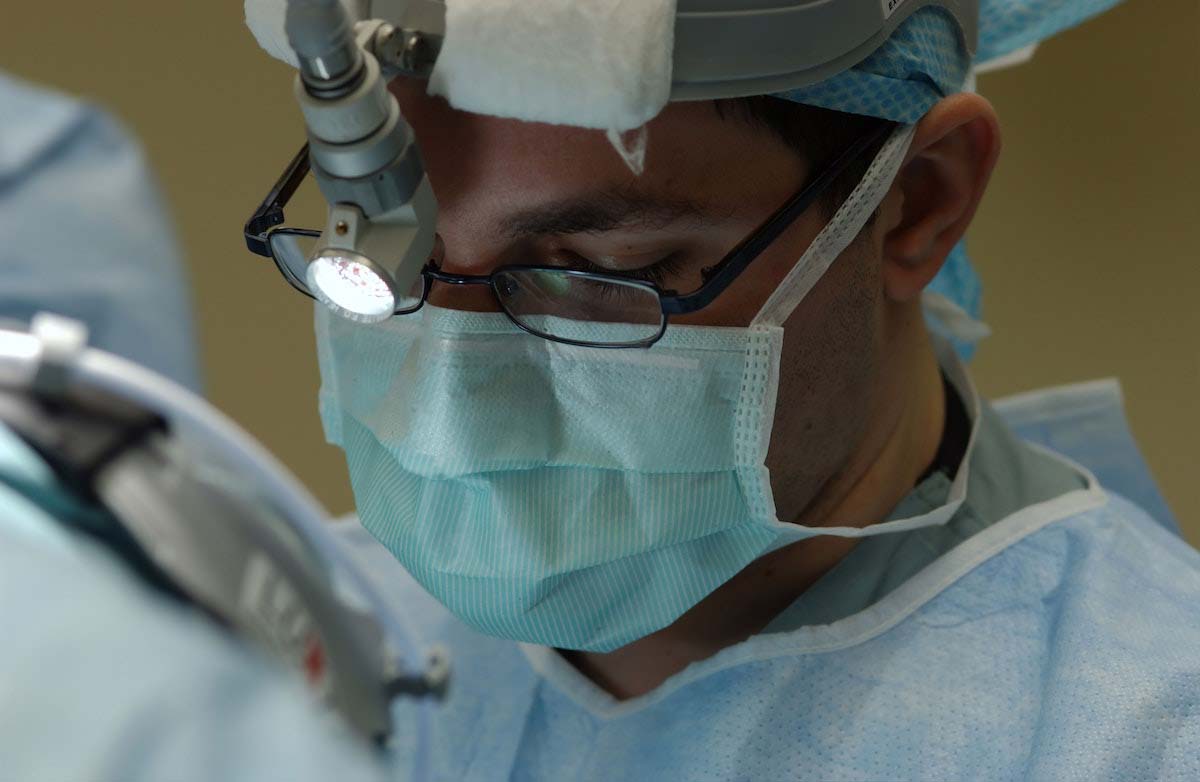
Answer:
[{"xmin": 316, "ymin": 124, "xmax": 973, "ymax": 652}]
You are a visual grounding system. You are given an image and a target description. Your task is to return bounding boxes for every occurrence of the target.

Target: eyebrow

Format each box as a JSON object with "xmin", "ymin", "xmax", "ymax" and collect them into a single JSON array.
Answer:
[{"xmin": 498, "ymin": 187, "xmax": 715, "ymax": 239}]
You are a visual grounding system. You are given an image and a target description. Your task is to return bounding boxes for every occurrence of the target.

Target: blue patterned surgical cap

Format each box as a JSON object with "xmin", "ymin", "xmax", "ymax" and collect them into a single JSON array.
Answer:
[
  {"xmin": 774, "ymin": 0, "xmax": 1125, "ymax": 123},
  {"xmin": 771, "ymin": 0, "xmax": 1123, "ymax": 357}
]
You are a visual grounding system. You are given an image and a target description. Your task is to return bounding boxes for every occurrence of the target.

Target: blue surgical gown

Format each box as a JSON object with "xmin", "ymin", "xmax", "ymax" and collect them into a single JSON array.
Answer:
[
  {"xmin": 0, "ymin": 421, "xmax": 386, "ymax": 781},
  {"xmin": 334, "ymin": 449, "xmax": 1200, "ymax": 781},
  {"xmin": 0, "ymin": 72, "xmax": 201, "ymax": 391}
]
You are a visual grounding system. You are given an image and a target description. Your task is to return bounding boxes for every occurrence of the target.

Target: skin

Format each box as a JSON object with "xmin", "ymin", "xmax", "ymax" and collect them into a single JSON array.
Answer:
[{"xmin": 390, "ymin": 79, "xmax": 1002, "ymax": 699}]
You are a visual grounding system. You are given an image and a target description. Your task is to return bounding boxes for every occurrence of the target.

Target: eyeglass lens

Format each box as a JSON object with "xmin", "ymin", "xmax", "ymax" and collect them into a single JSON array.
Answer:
[{"xmin": 493, "ymin": 269, "xmax": 664, "ymax": 346}]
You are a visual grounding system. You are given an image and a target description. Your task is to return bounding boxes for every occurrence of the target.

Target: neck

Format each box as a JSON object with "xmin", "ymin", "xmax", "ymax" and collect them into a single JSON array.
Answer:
[{"xmin": 564, "ymin": 310, "xmax": 947, "ymax": 700}]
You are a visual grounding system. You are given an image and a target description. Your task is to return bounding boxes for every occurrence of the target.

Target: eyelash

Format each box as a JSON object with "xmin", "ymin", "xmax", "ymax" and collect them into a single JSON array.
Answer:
[{"xmin": 555, "ymin": 252, "xmax": 689, "ymax": 288}]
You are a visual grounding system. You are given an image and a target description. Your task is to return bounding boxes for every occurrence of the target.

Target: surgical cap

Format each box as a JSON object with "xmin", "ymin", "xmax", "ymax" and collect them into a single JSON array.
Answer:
[
  {"xmin": 769, "ymin": 0, "xmax": 1123, "ymax": 356},
  {"xmin": 773, "ymin": 0, "xmax": 1125, "ymax": 123}
]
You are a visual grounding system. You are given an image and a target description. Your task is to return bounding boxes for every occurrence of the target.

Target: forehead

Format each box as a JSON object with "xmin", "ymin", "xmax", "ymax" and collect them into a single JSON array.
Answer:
[{"xmin": 388, "ymin": 78, "xmax": 807, "ymax": 228}]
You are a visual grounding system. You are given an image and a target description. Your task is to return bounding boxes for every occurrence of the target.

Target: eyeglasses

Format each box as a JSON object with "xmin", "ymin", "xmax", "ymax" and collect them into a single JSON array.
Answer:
[{"xmin": 244, "ymin": 123, "xmax": 892, "ymax": 348}]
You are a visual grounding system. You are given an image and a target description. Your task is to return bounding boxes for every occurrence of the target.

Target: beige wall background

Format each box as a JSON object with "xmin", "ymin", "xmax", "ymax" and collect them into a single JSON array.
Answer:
[{"xmin": 2, "ymin": 1, "xmax": 1197, "ymax": 540}]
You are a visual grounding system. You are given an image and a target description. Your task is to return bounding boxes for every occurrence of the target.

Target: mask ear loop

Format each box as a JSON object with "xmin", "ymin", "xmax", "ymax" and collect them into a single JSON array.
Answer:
[
  {"xmin": 922, "ymin": 289, "xmax": 993, "ymax": 344},
  {"xmin": 751, "ymin": 124, "xmax": 917, "ymax": 329}
]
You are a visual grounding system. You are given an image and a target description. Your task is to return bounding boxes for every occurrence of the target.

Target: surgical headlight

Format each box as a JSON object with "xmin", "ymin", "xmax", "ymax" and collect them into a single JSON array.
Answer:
[
  {"xmin": 305, "ymin": 192, "xmax": 434, "ymax": 322},
  {"xmin": 307, "ymin": 250, "xmax": 396, "ymax": 323},
  {"xmin": 283, "ymin": 0, "xmax": 439, "ymax": 322}
]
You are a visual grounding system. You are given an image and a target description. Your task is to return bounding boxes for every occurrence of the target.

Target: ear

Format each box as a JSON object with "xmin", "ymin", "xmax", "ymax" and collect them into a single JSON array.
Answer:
[{"xmin": 880, "ymin": 93, "xmax": 1001, "ymax": 303}]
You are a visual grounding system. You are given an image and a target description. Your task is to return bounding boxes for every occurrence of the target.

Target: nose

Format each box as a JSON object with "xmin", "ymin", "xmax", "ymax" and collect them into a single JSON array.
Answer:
[
  {"xmin": 425, "ymin": 278, "xmax": 501, "ymax": 312},
  {"xmin": 423, "ymin": 236, "xmax": 504, "ymax": 313}
]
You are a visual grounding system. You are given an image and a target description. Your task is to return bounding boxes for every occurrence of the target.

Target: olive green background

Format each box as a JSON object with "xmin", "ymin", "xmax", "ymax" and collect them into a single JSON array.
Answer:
[{"xmin": 2, "ymin": 1, "xmax": 1197, "ymax": 540}]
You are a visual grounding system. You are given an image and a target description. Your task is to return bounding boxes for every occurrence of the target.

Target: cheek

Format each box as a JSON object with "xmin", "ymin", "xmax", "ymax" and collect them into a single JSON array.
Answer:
[{"xmin": 763, "ymin": 242, "xmax": 883, "ymax": 520}]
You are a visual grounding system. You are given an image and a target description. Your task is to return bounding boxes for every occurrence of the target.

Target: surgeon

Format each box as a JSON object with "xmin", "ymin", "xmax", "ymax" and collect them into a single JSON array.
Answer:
[{"xmin": 247, "ymin": 0, "xmax": 1200, "ymax": 778}]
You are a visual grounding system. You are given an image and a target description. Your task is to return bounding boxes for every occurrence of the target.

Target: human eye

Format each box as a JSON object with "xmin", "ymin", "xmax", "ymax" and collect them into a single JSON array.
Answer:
[{"xmin": 553, "ymin": 250, "xmax": 690, "ymax": 289}]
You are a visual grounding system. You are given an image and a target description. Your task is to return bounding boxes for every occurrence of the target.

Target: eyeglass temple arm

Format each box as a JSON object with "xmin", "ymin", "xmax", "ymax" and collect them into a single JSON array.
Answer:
[
  {"xmin": 660, "ymin": 123, "xmax": 893, "ymax": 316},
  {"xmin": 244, "ymin": 143, "xmax": 313, "ymax": 257}
]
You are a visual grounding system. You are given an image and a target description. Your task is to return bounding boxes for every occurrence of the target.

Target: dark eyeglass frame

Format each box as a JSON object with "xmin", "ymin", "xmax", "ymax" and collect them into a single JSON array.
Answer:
[{"xmin": 244, "ymin": 122, "xmax": 893, "ymax": 348}]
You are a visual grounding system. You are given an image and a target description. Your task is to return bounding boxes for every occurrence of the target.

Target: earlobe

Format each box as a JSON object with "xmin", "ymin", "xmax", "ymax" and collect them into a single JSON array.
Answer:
[{"xmin": 881, "ymin": 94, "xmax": 1001, "ymax": 303}]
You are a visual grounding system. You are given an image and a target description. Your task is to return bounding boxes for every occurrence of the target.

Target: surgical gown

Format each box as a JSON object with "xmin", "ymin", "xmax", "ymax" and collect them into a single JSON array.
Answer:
[
  {"xmin": 331, "ymin": 402, "xmax": 1200, "ymax": 781},
  {"xmin": 0, "ymin": 72, "xmax": 201, "ymax": 390},
  {"xmin": 0, "ymin": 421, "xmax": 387, "ymax": 781}
]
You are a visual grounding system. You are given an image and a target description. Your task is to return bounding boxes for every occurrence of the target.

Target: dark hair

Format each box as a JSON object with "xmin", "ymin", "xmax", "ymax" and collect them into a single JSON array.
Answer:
[{"xmin": 713, "ymin": 96, "xmax": 897, "ymax": 216}]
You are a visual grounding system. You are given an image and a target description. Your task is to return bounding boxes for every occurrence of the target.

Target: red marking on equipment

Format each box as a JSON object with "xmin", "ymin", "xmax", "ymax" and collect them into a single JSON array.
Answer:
[{"xmin": 303, "ymin": 635, "xmax": 325, "ymax": 686}]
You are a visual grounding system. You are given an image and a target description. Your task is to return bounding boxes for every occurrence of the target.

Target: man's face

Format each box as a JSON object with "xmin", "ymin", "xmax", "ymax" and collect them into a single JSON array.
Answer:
[{"xmin": 391, "ymin": 79, "xmax": 888, "ymax": 524}]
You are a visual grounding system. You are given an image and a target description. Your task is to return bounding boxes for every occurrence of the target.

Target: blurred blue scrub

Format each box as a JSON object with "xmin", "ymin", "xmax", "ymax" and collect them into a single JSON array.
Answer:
[
  {"xmin": 0, "ymin": 72, "xmax": 201, "ymax": 391},
  {"xmin": 0, "ymin": 422, "xmax": 386, "ymax": 782}
]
